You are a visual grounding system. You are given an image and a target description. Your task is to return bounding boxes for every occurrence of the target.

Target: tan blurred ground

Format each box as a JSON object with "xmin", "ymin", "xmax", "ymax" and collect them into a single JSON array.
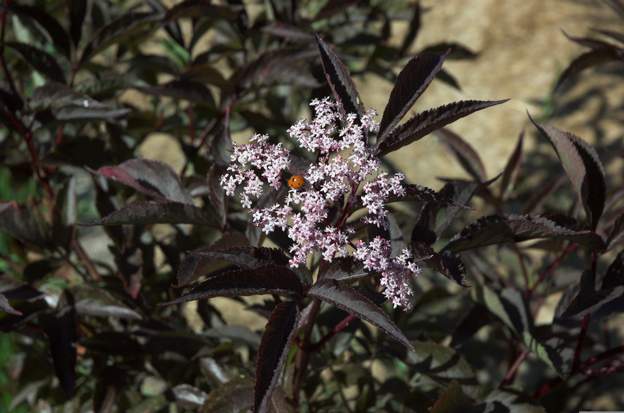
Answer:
[{"xmin": 373, "ymin": 0, "xmax": 622, "ymax": 187}]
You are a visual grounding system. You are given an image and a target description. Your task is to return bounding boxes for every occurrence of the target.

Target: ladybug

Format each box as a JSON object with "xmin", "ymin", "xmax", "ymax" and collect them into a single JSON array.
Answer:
[{"xmin": 288, "ymin": 175, "xmax": 305, "ymax": 190}]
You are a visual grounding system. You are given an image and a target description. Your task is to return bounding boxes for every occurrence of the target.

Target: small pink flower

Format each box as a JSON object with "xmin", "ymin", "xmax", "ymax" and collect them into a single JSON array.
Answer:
[{"xmin": 221, "ymin": 98, "xmax": 418, "ymax": 309}]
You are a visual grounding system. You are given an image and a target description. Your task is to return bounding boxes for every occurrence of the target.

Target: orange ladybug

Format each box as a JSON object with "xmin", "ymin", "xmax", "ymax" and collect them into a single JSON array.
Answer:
[{"xmin": 288, "ymin": 175, "xmax": 305, "ymax": 190}]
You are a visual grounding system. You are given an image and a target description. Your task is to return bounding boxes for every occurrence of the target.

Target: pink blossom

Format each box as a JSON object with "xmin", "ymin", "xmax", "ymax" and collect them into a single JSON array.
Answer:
[
  {"xmin": 354, "ymin": 238, "xmax": 421, "ymax": 309},
  {"xmin": 361, "ymin": 173, "xmax": 407, "ymax": 228},
  {"xmin": 220, "ymin": 98, "xmax": 419, "ymax": 309},
  {"xmin": 220, "ymin": 134, "xmax": 290, "ymax": 208}
]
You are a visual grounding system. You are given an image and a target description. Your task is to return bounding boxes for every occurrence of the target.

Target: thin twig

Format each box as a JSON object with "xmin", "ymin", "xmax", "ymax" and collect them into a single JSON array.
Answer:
[
  {"xmin": 571, "ymin": 314, "xmax": 591, "ymax": 373},
  {"xmin": 308, "ymin": 314, "xmax": 357, "ymax": 353},
  {"xmin": 71, "ymin": 239, "xmax": 101, "ymax": 282},
  {"xmin": 526, "ymin": 243, "xmax": 577, "ymax": 298},
  {"xmin": 500, "ymin": 349, "xmax": 529, "ymax": 387}
]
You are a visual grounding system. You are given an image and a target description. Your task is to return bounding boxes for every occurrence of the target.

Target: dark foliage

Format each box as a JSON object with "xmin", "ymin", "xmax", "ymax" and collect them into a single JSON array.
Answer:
[{"xmin": 1, "ymin": 1, "xmax": 624, "ymax": 412}]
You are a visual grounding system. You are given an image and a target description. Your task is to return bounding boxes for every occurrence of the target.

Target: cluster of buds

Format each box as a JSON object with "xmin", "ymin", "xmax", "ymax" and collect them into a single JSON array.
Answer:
[{"xmin": 220, "ymin": 98, "xmax": 421, "ymax": 309}]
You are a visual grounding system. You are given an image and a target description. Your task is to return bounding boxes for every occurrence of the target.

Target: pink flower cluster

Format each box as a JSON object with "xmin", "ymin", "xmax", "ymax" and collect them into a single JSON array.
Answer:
[
  {"xmin": 354, "ymin": 237, "xmax": 421, "ymax": 309},
  {"xmin": 220, "ymin": 98, "xmax": 421, "ymax": 309},
  {"xmin": 220, "ymin": 134, "xmax": 290, "ymax": 208}
]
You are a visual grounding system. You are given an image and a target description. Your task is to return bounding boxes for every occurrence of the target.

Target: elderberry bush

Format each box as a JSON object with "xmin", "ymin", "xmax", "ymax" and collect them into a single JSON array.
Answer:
[{"xmin": 2, "ymin": 1, "xmax": 624, "ymax": 412}]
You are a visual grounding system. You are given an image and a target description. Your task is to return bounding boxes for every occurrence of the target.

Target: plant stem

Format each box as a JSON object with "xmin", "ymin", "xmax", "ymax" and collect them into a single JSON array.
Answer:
[
  {"xmin": 500, "ymin": 349, "xmax": 529, "ymax": 387},
  {"xmin": 309, "ymin": 313, "xmax": 357, "ymax": 353},
  {"xmin": 71, "ymin": 239, "xmax": 100, "ymax": 282},
  {"xmin": 292, "ymin": 298, "xmax": 321, "ymax": 406},
  {"xmin": 571, "ymin": 314, "xmax": 591, "ymax": 373},
  {"xmin": 526, "ymin": 243, "xmax": 577, "ymax": 298}
]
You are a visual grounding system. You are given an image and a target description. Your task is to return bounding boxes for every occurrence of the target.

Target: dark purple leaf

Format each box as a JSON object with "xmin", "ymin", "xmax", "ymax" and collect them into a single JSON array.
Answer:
[
  {"xmin": 378, "ymin": 100, "xmax": 508, "ymax": 155},
  {"xmin": 562, "ymin": 30, "xmax": 619, "ymax": 50},
  {"xmin": 386, "ymin": 183, "xmax": 458, "ymax": 207},
  {"xmin": 6, "ymin": 42, "xmax": 65, "ymax": 83},
  {"xmin": 557, "ymin": 269, "xmax": 624, "ymax": 322},
  {"xmin": 182, "ymin": 64, "xmax": 228, "ymax": 88},
  {"xmin": 163, "ymin": 265, "xmax": 303, "ymax": 305},
  {"xmin": 147, "ymin": 0, "xmax": 185, "ymax": 47},
  {"xmin": 398, "ymin": 3, "xmax": 421, "ymax": 57},
  {"xmin": 0, "ymin": 293, "xmax": 22, "ymax": 316},
  {"xmin": 68, "ymin": 0, "xmax": 87, "ymax": 46},
  {"xmin": 407, "ymin": 342, "xmax": 479, "ymax": 398},
  {"xmin": 85, "ymin": 201, "xmax": 217, "ymax": 226},
  {"xmin": 412, "ymin": 243, "xmax": 469, "ymax": 287},
  {"xmin": 434, "ymin": 180, "xmax": 479, "ymax": 236},
  {"xmin": 450, "ymin": 305, "xmax": 491, "ymax": 346},
  {"xmin": 207, "ymin": 165, "xmax": 227, "ymax": 228},
  {"xmin": 378, "ymin": 51, "xmax": 448, "ymax": 140},
  {"xmin": 81, "ymin": 11, "xmax": 163, "ymax": 63},
  {"xmin": 254, "ymin": 301, "xmax": 298, "ymax": 413},
  {"xmin": 177, "ymin": 247, "xmax": 289, "ymax": 286},
  {"xmin": 232, "ymin": 48, "xmax": 318, "ymax": 91},
  {"xmin": 323, "ymin": 257, "xmax": 368, "ymax": 282},
  {"xmin": 499, "ymin": 131, "xmax": 524, "ymax": 198},
  {"xmin": 444, "ymin": 214, "xmax": 606, "ymax": 253},
  {"xmin": 31, "ymin": 82, "xmax": 129, "ymax": 120},
  {"xmin": 411, "ymin": 203, "xmax": 437, "ymax": 245},
  {"xmin": 137, "ymin": 79, "xmax": 216, "ymax": 105},
  {"xmin": 315, "ymin": 34, "xmax": 363, "ymax": 116},
  {"xmin": 421, "ymin": 42, "xmax": 478, "ymax": 60},
  {"xmin": 42, "ymin": 291, "xmax": 77, "ymax": 397},
  {"xmin": 51, "ymin": 177, "xmax": 77, "ymax": 250},
  {"xmin": 593, "ymin": 29, "xmax": 624, "ymax": 45},
  {"xmin": 0, "ymin": 202, "xmax": 51, "ymax": 247},
  {"xmin": 554, "ymin": 47, "xmax": 623, "ymax": 91},
  {"xmin": 530, "ymin": 118, "xmax": 607, "ymax": 229},
  {"xmin": 97, "ymin": 159, "xmax": 193, "ymax": 204},
  {"xmin": 262, "ymin": 22, "xmax": 313, "ymax": 42},
  {"xmin": 435, "ymin": 68, "xmax": 462, "ymax": 91},
  {"xmin": 74, "ymin": 287, "xmax": 142, "ymax": 320},
  {"xmin": 308, "ymin": 280, "xmax": 414, "ymax": 351},
  {"xmin": 314, "ymin": 0, "xmax": 359, "ymax": 19},
  {"xmin": 436, "ymin": 128, "xmax": 486, "ymax": 182},
  {"xmin": 165, "ymin": 1, "xmax": 240, "ymax": 21},
  {"xmin": 9, "ymin": 4, "xmax": 71, "ymax": 57}
]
